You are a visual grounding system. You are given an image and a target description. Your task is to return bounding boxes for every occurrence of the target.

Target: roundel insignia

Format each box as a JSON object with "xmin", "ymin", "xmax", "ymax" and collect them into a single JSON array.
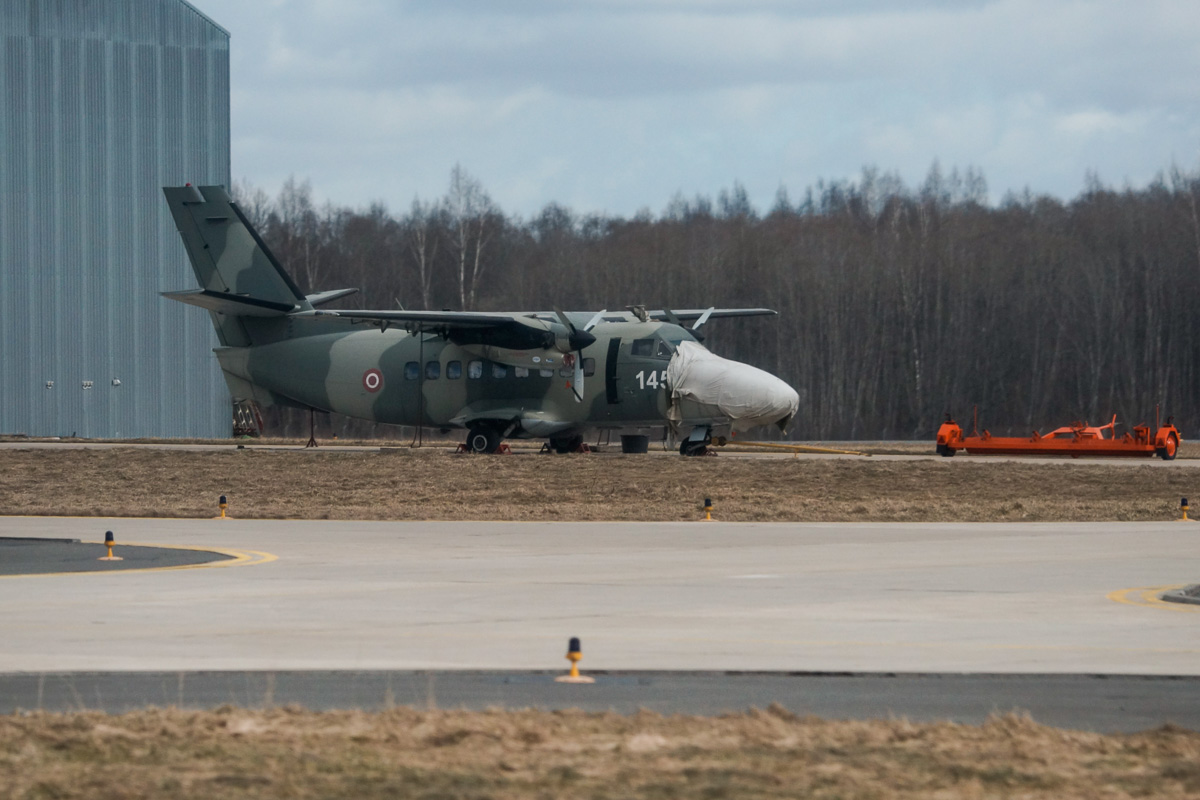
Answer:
[{"xmin": 362, "ymin": 368, "xmax": 383, "ymax": 393}]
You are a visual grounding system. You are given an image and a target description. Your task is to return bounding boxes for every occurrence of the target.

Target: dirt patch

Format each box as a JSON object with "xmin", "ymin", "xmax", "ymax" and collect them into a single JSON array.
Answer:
[
  {"xmin": 0, "ymin": 445, "xmax": 1193, "ymax": 521},
  {"xmin": 2, "ymin": 707, "xmax": 1197, "ymax": 799}
]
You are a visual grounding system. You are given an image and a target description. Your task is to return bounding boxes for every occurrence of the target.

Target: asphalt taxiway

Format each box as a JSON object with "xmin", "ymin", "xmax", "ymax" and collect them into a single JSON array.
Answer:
[
  {"xmin": 2, "ymin": 517, "xmax": 1197, "ymax": 675},
  {"xmin": 3, "ymin": 517, "xmax": 1199, "ymax": 729},
  {"xmin": 0, "ymin": 537, "xmax": 235, "ymax": 574},
  {"xmin": 2, "ymin": 671, "xmax": 1197, "ymax": 732}
]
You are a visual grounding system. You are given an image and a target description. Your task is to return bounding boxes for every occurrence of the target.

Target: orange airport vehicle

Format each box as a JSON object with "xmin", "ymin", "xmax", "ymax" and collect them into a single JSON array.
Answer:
[{"xmin": 936, "ymin": 409, "xmax": 1181, "ymax": 460}]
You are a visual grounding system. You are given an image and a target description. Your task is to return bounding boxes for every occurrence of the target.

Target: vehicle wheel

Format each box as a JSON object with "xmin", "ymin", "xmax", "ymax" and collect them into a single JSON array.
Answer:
[
  {"xmin": 466, "ymin": 426, "xmax": 500, "ymax": 454},
  {"xmin": 1158, "ymin": 434, "xmax": 1179, "ymax": 461},
  {"xmin": 680, "ymin": 441, "xmax": 708, "ymax": 456},
  {"xmin": 936, "ymin": 444, "xmax": 955, "ymax": 457},
  {"xmin": 551, "ymin": 434, "xmax": 584, "ymax": 454}
]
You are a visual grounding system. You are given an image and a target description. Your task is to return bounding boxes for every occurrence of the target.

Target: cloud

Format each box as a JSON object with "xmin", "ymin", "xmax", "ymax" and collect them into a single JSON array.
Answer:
[{"xmin": 199, "ymin": 0, "xmax": 1200, "ymax": 216}]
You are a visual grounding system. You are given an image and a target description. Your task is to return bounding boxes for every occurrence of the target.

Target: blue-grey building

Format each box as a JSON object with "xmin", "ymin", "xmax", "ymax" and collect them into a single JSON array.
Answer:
[{"xmin": 1, "ymin": 0, "xmax": 230, "ymax": 438}]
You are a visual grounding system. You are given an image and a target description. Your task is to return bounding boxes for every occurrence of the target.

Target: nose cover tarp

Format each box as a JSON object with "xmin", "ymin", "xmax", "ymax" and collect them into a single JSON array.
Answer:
[{"xmin": 665, "ymin": 341, "xmax": 800, "ymax": 431}]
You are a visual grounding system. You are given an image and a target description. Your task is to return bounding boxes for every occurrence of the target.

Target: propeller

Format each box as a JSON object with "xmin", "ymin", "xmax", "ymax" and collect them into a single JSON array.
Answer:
[
  {"xmin": 554, "ymin": 309, "xmax": 602, "ymax": 402},
  {"xmin": 661, "ymin": 307, "xmax": 704, "ymax": 342}
]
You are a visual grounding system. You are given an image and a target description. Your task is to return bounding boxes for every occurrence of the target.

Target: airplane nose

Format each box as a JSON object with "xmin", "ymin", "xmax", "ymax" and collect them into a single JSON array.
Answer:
[
  {"xmin": 730, "ymin": 364, "xmax": 801, "ymax": 430},
  {"xmin": 666, "ymin": 341, "xmax": 800, "ymax": 431}
]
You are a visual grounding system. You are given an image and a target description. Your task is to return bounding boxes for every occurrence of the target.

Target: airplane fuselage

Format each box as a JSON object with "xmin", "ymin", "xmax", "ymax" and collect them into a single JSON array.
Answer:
[{"xmin": 217, "ymin": 315, "xmax": 725, "ymax": 439}]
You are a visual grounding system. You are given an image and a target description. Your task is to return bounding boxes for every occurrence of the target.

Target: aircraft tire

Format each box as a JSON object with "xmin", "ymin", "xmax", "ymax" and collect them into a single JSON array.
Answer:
[
  {"xmin": 466, "ymin": 426, "xmax": 501, "ymax": 454},
  {"xmin": 680, "ymin": 441, "xmax": 708, "ymax": 457},
  {"xmin": 551, "ymin": 434, "xmax": 584, "ymax": 454}
]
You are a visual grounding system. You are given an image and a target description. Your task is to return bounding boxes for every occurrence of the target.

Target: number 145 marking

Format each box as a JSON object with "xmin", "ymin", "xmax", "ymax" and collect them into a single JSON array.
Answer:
[{"xmin": 635, "ymin": 370, "xmax": 667, "ymax": 390}]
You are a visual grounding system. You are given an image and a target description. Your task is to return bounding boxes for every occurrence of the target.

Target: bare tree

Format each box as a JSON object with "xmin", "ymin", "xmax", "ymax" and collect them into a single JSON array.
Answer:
[
  {"xmin": 445, "ymin": 164, "xmax": 497, "ymax": 310},
  {"xmin": 405, "ymin": 197, "xmax": 442, "ymax": 309}
]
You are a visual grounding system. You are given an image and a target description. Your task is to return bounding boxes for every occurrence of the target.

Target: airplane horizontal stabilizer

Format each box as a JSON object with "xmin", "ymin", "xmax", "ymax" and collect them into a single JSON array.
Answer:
[
  {"xmin": 306, "ymin": 288, "xmax": 359, "ymax": 307},
  {"xmin": 162, "ymin": 288, "xmax": 298, "ymax": 317}
]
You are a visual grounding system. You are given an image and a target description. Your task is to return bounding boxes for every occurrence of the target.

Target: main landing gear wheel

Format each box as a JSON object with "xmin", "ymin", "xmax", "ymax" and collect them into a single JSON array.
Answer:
[
  {"xmin": 1157, "ymin": 434, "xmax": 1179, "ymax": 461},
  {"xmin": 680, "ymin": 439, "xmax": 711, "ymax": 457},
  {"xmin": 550, "ymin": 434, "xmax": 585, "ymax": 454},
  {"xmin": 466, "ymin": 426, "xmax": 501, "ymax": 454}
]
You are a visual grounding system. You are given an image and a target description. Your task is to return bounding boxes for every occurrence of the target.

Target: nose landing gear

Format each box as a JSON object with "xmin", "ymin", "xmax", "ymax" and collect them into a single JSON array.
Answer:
[{"xmin": 680, "ymin": 427, "xmax": 715, "ymax": 456}]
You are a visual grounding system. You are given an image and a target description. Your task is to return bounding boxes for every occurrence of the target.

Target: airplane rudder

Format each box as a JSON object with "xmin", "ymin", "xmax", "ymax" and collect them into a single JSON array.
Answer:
[{"xmin": 163, "ymin": 183, "xmax": 305, "ymax": 310}]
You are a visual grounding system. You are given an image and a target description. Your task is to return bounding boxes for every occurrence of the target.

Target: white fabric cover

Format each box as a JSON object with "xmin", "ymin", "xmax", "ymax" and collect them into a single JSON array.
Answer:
[{"xmin": 666, "ymin": 340, "xmax": 799, "ymax": 431}]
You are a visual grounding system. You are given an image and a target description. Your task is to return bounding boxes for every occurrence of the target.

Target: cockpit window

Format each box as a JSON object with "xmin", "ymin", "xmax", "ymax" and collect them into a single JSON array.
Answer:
[{"xmin": 632, "ymin": 338, "xmax": 673, "ymax": 359}]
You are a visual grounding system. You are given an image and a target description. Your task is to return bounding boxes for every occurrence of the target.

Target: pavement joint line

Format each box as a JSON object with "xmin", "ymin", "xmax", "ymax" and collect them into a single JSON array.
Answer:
[
  {"xmin": 0, "ymin": 543, "xmax": 277, "ymax": 580},
  {"xmin": 1107, "ymin": 584, "xmax": 1200, "ymax": 613}
]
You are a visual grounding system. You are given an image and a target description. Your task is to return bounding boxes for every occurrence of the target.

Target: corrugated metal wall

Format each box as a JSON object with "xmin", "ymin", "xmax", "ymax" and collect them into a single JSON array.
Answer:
[{"xmin": 0, "ymin": 0, "xmax": 230, "ymax": 438}]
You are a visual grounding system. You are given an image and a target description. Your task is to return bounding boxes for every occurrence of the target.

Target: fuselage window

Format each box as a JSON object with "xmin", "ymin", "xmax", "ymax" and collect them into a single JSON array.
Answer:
[
  {"xmin": 539, "ymin": 368, "xmax": 554, "ymax": 378},
  {"xmin": 631, "ymin": 338, "xmax": 655, "ymax": 357},
  {"xmin": 468, "ymin": 360, "xmax": 483, "ymax": 379},
  {"xmin": 446, "ymin": 360, "xmax": 462, "ymax": 380},
  {"xmin": 425, "ymin": 361, "xmax": 440, "ymax": 380},
  {"xmin": 492, "ymin": 362, "xmax": 508, "ymax": 379},
  {"xmin": 656, "ymin": 340, "xmax": 673, "ymax": 358},
  {"xmin": 583, "ymin": 358, "xmax": 596, "ymax": 376},
  {"xmin": 514, "ymin": 366, "xmax": 529, "ymax": 378},
  {"xmin": 404, "ymin": 361, "xmax": 420, "ymax": 380}
]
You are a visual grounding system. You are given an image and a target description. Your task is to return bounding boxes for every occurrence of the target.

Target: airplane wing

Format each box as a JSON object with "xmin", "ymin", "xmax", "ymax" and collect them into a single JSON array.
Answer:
[
  {"xmin": 308, "ymin": 308, "xmax": 528, "ymax": 330},
  {"xmin": 308, "ymin": 308, "xmax": 558, "ymax": 351},
  {"xmin": 311, "ymin": 308, "xmax": 776, "ymax": 327},
  {"xmin": 648, "ymin": 308, "xmax": 777, "ymax": 322}
]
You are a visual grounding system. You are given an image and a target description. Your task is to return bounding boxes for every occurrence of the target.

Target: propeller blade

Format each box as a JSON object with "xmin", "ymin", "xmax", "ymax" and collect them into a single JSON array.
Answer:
[
  {"xmin": 664, "ymin": 306, "xmax": 704, "ymax": 341},
  {"xmin": 692, "ymin": 306, "xmax": 715, "ymax": 330},
  {"xmin": 661, "ymin": 308, "xmax": 684, "ymax": 327},
  {"xmin": 555, "ymin": 309, "xmax": 592, "ymax": 401},
  {"xmin": 583, "ymin": 309, "xmax": 606, "ymax": 331},
  {"xmin": 572, "ymin": 357, "xmax": 584, "ymax": 402}
]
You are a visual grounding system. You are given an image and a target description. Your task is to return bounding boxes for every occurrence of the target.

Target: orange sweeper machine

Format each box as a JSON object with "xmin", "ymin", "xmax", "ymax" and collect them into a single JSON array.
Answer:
[{"xmin": 935, "ymin": 409, "xmax": 1181, "ymax": 460}]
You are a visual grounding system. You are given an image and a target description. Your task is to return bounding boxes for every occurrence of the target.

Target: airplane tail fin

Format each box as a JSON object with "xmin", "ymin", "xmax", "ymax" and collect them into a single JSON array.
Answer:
[{"xmin": 162, "ymin": 184, "xmax": 311, "ymax": 345}]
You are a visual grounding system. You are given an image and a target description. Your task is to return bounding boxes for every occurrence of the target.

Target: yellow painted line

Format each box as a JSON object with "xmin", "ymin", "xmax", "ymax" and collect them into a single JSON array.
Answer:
[
  {"xmin": 0, "ymin": 541, "xmax": 276, "ymax": 580},
  {"xmin": 1107, "ymin": 584, "xmax": 1200, "ymax": 613}
]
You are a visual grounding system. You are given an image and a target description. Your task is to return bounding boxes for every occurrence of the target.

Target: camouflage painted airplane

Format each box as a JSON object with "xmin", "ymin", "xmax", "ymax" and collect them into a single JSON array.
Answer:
[{"xmin": 163, "ymin": 184, "xmax": 799, "ymax": 454}]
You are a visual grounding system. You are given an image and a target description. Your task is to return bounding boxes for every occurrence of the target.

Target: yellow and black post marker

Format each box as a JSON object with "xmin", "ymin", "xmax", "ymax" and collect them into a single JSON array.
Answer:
[
  {"xmin": 217, "ymin": 494, "xmax": 228, "ymax": 520},
  {"xmin": 703, "ymin": 497, "xmax": 713, "ymax": 522},
  {"xmin": 98, "ymin": 530, "xmax": 123, "ymax": 562},
  {"xmin": 555, "ymin": 636, "xmax": 595, "ymax": 684},
  {"xmin": 1181, "ymin": 497, "xmax": 1191, "ymax": 522}
]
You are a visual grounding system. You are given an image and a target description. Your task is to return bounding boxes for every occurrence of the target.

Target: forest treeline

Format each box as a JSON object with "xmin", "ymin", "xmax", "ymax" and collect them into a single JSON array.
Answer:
[{"xmin": 233, "ymin": 162, "xmax": 1200, "ymax": 441}]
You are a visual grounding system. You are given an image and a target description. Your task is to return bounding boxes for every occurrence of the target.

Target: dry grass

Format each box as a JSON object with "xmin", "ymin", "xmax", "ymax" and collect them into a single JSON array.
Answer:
[
  {"xmin": 2, "ymin": 706, "xmax": 1198, "ymax": 799},
  {"xmin": 0, "ymin": 445, "xmax": 1194, "ymax": 521}
]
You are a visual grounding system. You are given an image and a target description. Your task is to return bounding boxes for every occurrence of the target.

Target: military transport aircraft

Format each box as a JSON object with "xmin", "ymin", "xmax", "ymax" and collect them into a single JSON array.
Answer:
[{"xmin": 163, "ymin": 184, "xmax": 799, "ymax": 454}]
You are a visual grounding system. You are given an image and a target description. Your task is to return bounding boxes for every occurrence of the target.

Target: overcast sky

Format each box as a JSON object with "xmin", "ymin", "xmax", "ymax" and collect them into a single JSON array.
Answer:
[{"xmin": 192, "ymin": 0, "xmax": 1200, "ymax": 218}]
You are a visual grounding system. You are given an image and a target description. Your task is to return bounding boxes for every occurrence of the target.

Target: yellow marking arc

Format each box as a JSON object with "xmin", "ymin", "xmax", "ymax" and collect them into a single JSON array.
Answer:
[
  {"xmin": 0, "ymin": 541, "xmax": 277, "ymax": 580},
  {"xmin": 1107, "ymin": 584, "xmax": 1200, "ymax": 612}
]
